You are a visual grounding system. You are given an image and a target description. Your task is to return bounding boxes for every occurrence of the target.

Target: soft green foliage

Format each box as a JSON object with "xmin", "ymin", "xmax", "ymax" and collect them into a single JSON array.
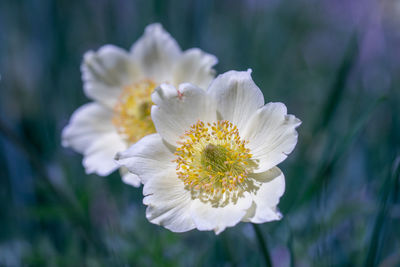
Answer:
[{"xmin": 0, "ymin": 0, "xmax": 399, "ymax": 266}]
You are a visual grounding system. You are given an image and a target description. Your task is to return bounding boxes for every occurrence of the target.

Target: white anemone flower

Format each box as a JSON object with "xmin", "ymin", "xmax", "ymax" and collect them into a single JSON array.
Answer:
[
  {"xmin": 116, "ymin": 70, "xmax": 301, "ymax": 234},
  {"xmin": 62, "ymin": 23, "xmax": 217, "ymax": 187}
]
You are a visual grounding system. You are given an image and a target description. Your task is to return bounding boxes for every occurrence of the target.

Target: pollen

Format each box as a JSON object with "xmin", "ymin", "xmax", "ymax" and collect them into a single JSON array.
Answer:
[
  {"xmin": 174, "ymin": 120, "xmax": 255, "ymax": 195},
  {"xmin": 112, "ymin": 80, "xmax": 156, "ymax": 144}
]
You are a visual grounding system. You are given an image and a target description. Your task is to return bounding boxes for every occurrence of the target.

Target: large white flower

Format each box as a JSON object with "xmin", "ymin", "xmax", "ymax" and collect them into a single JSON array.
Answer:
[
  {"xmin": 62, "ymin": 23, "xmax": 217, "ymax": 187},
  {"xmin": 116, "ymin": 70, "xmax": 301, "ymax": 234}
]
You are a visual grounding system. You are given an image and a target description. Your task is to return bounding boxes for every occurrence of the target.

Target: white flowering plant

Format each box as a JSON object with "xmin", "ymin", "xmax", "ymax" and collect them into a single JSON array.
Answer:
[
  {"xmin": 62, "ymin": 23, "xmax": 217, "ymax": 187},
  {"xmin": 116, "ymin": 70, "xmax": 301, "ymax": 234}
]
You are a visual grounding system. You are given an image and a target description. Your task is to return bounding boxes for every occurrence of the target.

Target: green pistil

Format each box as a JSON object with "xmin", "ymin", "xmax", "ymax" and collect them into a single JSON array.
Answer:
[
  {"xmin": 138, "ymin": 101, "xmax": 152, "ymax": 120},
  {"xmin": 201, "ymin": 144, "xmax": 231, "ymax": 173}
]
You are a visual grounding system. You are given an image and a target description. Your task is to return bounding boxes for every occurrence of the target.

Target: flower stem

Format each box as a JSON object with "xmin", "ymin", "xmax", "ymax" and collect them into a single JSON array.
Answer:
[{"xmin": 252, "ymin": 224, "xmax": 273, "ymax": 267}]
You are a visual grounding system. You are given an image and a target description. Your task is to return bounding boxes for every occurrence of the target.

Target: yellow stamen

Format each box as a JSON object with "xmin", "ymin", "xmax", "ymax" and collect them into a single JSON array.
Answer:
[
  {"xmin": 113, "ymin": 80, "xmax": 156, "ymax": 144},
  {"xmin": 174, "ymin": 120, "xmax": 255, "ymax": 195}
]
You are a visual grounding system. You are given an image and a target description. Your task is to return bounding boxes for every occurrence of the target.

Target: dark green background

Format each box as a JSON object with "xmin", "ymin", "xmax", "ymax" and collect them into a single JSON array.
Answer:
[{"xmin": 0, "ymin": 0, "xmax": 399, "ymax": 266}]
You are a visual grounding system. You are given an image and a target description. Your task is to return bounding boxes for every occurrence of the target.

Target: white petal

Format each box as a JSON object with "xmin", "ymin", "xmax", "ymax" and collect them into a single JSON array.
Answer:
[
  {"xmin": 242, "ymin": 102, "xmax": 301, "ymax": 173},
  {"xmin": 116, "ymin": 134, "xmax": 195, "ymax": 232},
  {"xmin": 244, "ymin": 167, "xmax": 285, "ymax": 223},
  {"xmin": 151, "ymin": 83, "xmax": 217, "ymax": 146},
  {"xmin": 208, "ymin": 70, "xmax": 264, "ymax": 132},
  {"xmin": 116, "ymin": 134, "xmax": 175, "ymax": 183},
  {"xmin": 82, "ymin": 45, "xmax": 140, "ymax": 108},
  {"xmin": 143, "ymin": 170, "xmax": 195, "ymax": 233},
  {"xmin": 62, "ymin": 103, "xmax": 126, "ymax": 176},
  {"xmin": 190, "ymin": 193, "xmax": 253, "ymax": 234},
  {"xmin": 173, "ymin": 48, "xmax": 217, "ymax": 89},
  {"xmin": 83, "ymin": 133, "xmax": 126, "ymax": 176},
  {"xmin": 120, "ymin": 167, "xmax": 141, "ymax": 187},
  {"xmin": 61, "ymin": 103, "xmax": 114, "ymax": 153},
  {"xmin": 131, "ymin": 23, "xmax": 181, "ymax": 82}
]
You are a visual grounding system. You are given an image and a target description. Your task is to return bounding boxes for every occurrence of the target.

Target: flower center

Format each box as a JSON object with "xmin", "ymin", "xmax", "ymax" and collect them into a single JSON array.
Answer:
[
  {"xmin": 112, "ymin": 80, "xmax": 156, "ymax": 144},
  {"xmin": 174, "ymin": 120, "xmax": 256, "ymax": 195}
]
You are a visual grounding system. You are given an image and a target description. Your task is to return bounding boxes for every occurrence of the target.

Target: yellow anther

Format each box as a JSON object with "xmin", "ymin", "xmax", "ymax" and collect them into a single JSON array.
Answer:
[
  {"xmin": 175, "ymin": 120, "xmax": 255, "ymax": 194},
  {"xmin": 113, "ymin": 80, "xmax": 156, "ymax": 144}
]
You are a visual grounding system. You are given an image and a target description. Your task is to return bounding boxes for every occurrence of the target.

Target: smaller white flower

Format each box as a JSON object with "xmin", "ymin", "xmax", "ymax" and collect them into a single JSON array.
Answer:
[
  {"xmin": 62, "ymin": 23, "xmax": 217, "ymax": 187},
  {"xmin": 116, "ymin": 70, "xmax": 301, "ymax": 234}
]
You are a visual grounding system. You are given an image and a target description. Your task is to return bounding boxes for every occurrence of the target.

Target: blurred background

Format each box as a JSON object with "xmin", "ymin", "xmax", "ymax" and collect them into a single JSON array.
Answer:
[{"xmin": 0, "ymin": 0, "xmax": 399, "ymax": 266}]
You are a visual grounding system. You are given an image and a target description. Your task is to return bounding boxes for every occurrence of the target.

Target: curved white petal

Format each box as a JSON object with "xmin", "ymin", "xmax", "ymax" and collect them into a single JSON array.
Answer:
[
  {"xmin": 151, "ymin": 83, "xmax": 217, "ymax": 146},
  {"xmin": 62, "ymin": 102, "xmax": 115, "ymax": 154},
  {"xmin": 62, "ymin": 102, "xmax": 126, "ymax": 176},
  {"xmin": 116, "ymin": 134, "xmax": 195, "ymax": 232},
  {"xmin": 243, "ymin": 167, "xmax": 285, "ymax": 223},
  {"xmin": 242, "ymin": 102, "xmax": 301, "ymax": 173},
  {"xmin": 83, "ymin": 133, "xmax": 126, "ymax": 176},
  {"xmin": 190, "ymin": 193, "xmax": 253, "ymax": 234},
  {"xmin": 115, "ymin": 134, "xmax": 175, "ymax": 183},
  {"xmin": 143, "ymin": 169, "xmax": 195, "ymax": 233},
  {"xmin": 173, "ymin": 48, "xmax": 217, "ymax": 89},
  {"xmin": 131, "ymin": 23, "xmax": 181, "ymax": 82},
  {"xmin": 82, "ymin": 45, "xmax": 140, "ymax": 108},
  {"xmin": 120, "ymin": 167, "xmax": 141, "ymax": 187},
  {"xmin": 208, "ymin": 70, "xmax": 264, "ymax": 132}
]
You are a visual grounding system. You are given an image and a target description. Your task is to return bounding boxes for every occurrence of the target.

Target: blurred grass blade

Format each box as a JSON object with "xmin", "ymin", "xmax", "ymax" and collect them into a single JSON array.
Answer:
[
  {"xmin": 252, "ymin": 224, "xmax": 273, "ymax": 267},
  {"xmin": 221, "ymin": 232, "xmax": 237, "ymax": 266},
  {"xmin": 295, "ymin": 96, "xmax": 386, "ymax": 208},
  {"xmin": 364, "ymin": 157, "xmax": 400, "ymax": 267},
  {"xmin": 313, "ymin": 34, "xmax": 359, "ymax": 134},
  {"xmin": 0, "ymin": 118, "xmax": 110, "ymax": 256}
]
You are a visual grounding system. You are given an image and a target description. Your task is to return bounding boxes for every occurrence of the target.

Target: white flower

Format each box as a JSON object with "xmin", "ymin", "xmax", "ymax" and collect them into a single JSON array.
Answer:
[
  {"xmin": 62, "ymin": 23, "xmax": 217, "ymax": 187},
  {"xmin": 116, "ymin": 70, "xmax": 301, "ymax": 234}
]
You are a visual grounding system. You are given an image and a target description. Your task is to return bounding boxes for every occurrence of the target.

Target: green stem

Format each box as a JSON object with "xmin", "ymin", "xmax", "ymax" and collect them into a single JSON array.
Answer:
[{"xmin": 252, "ymin": 224, "xmax": 273, "ymax": 267}]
